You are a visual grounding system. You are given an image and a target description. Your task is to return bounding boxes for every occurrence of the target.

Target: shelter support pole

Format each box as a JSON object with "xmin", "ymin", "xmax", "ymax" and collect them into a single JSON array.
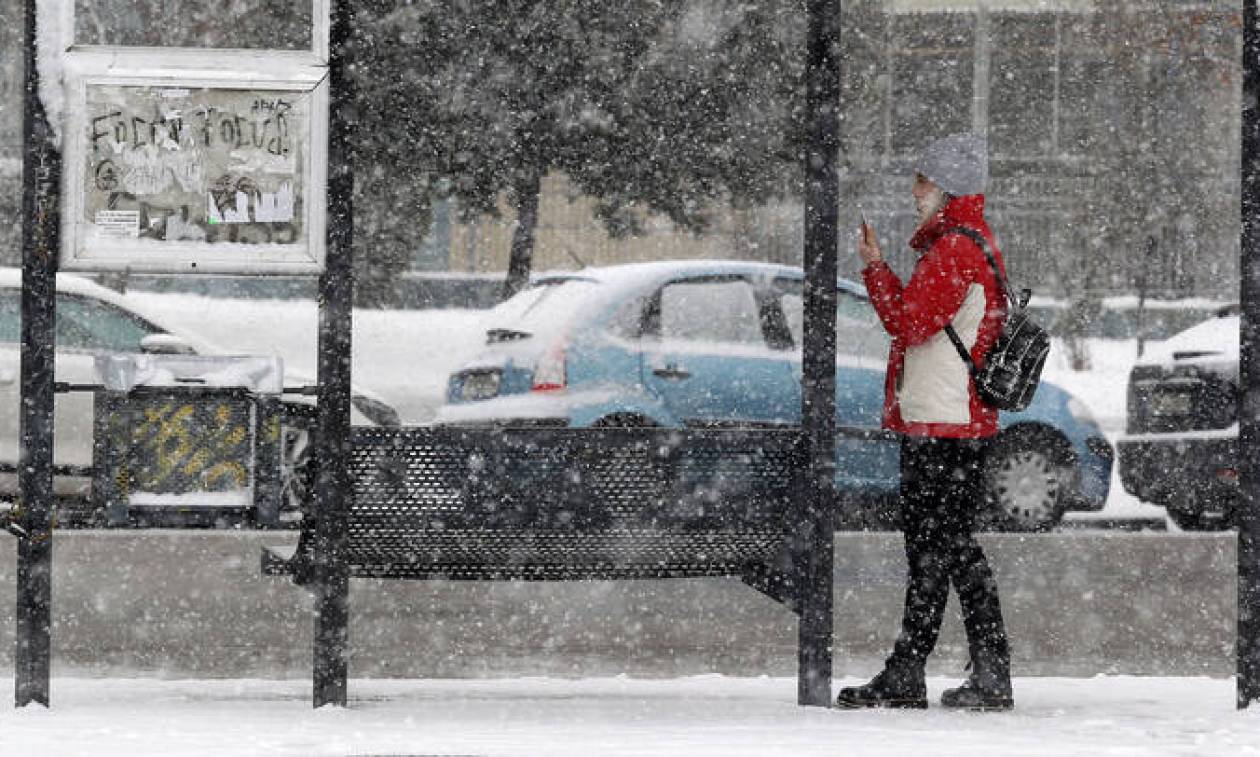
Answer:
[
  {"xmin": 797, "ymin": 0, "xmax": 841, "ymax": 708},
  {"xmin": 312, "ymin": 0, "xmax": 356, "ymax": 709},
  {"xmin": 1239, "ymin": 0, "xmax": 1260, "ymax": 711},
  {"xmin": 15, "ymin": 0, "xmax": 59, "ymax": 709}
]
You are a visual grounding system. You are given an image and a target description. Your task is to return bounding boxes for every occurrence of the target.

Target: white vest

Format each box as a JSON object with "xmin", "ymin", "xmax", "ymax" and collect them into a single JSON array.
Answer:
[{"xmin": 897, "ymin": 283, "xmax": 985, "ymax": 424}]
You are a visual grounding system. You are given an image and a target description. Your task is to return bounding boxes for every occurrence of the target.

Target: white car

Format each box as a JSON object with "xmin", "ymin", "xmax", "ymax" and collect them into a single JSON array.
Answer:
[
  {"xmin": 1119, "ymin": 308, "xmax": 1239, "ymax": 530},
  {"xmin": 0, "ymin": 268, "xmax": 398, "ymax": 526}
]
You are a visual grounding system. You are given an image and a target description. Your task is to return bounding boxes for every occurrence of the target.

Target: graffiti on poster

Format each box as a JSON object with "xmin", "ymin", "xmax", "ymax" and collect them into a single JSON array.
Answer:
[{"xmin": 84, "ymin": 85, "xmax": 308, "ymax": 246}]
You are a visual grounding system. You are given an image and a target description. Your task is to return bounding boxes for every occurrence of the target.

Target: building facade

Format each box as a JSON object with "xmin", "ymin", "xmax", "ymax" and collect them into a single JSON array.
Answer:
[
  {"xmin": 443, "ymin": 0, "xmax": 1241, "ymax": 300},
  {"xmin": 0, "ymin": 1, "xmax": 1242, "ymax": 299}
]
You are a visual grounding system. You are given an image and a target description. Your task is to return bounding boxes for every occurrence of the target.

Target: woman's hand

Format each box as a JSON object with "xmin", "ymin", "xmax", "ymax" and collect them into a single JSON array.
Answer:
[{"xmin": 858, "ymin": 223, "xmax": 883, "ymax": 266}]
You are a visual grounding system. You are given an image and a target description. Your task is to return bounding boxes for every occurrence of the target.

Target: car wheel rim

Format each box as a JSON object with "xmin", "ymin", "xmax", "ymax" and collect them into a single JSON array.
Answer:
[
  {"xmin": 280, "ymin": 425, "xmax": 311, "ymax": 515},
  {"xmin": 990, "ymin": 449, "xmax": 1062, "ymax": 529}
]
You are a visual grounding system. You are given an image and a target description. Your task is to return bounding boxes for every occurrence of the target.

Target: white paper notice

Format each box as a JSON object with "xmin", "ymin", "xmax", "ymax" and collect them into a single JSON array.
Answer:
[{"xmin": 94, "ymin": 209, "xmax": 141, "ymax": 238}]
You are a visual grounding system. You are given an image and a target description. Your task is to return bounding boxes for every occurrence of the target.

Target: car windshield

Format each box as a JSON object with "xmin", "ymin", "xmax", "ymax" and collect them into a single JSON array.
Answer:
[
  {"xmin": 775, "ymin": 279, "xmax": 887, "ymax": 360},
  {"xmin": 486, "ymin": 278, "xmax": 603, "ymax": 340},
  {"xmin": 0, "ymin": 289, "xmax": 160, "ymax": 352},
  {"xmin": 57, "ymin": 295, "xmax": 159, "ymax": 352}
]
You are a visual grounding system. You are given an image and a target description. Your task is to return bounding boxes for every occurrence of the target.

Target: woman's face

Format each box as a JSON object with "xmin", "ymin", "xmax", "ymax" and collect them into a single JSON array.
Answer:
[{"xmin": 912, "ymin": 173, "xmax": 948, "ymax": 225}]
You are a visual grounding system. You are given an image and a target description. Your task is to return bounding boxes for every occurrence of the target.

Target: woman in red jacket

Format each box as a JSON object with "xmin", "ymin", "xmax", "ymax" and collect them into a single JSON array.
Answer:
[{"xmin": 836, "ymin": 134, "xmax": 1013, "ymax": 711}]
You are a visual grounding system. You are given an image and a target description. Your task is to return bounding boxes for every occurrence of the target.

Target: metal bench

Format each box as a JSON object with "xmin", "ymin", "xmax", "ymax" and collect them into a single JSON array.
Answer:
[
  {"xmin": 264, "ymin": 425, "xmax": 830, "ymax": 695},
  {"xmin": 266, "ymin": 425, "xmax": 808, "ymax": 590}
]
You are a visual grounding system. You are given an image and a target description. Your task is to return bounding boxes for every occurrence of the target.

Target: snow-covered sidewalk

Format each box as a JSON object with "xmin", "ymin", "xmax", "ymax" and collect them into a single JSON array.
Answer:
[{"xmin": 1, "ymin": 675, "xmax": 1256, "ymax": 756}]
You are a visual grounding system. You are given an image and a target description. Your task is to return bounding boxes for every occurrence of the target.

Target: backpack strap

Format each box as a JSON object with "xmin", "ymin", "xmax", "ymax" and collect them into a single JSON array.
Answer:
[
  {"xmin": 941, "ymin": 227, "xmax": 1008, "ymax": 375},
  {"xmin": 945, "ymin": 227, "xmax": 1017, "ymax": 310},
  {"xmin": 944, "ymin": 323, "xmax": 977, "ymax": 376}
]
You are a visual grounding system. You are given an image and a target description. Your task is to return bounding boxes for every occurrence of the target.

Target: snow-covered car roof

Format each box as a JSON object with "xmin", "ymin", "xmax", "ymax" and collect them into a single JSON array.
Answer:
[
  {"xmin": 527, "ymin": 260, "xmax": 868, "ymax": 298},
  {"xmin": 0, "ymin": 267, "xmax": 221, "ymax": 353},
  {"xmin": 1138, "ymin": 314, "xmax": 1239, "ymax": 366},
  {"xmin": 0, "ymin": 266, "xmax": 190, "ymax": 325},
  {"xmin": 532, "ymin": 260, "xmax": 800, "ymax": 288},
  {"xmin": 486, "ymin": 261, "xmax": 870, "ymax": 341},
  {"xmin": 0, "ymin": 266, "xmax": 139, "ymax": 304}
]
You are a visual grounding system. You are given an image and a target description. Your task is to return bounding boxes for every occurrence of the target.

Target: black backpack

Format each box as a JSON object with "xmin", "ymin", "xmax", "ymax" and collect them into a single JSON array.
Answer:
[{"xmin": 942, "ymin": 228, "xmax": 1050, "ymax": 412}]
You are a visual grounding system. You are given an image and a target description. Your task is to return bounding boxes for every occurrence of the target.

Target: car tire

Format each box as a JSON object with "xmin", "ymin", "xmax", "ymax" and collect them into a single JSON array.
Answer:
[
  {"xmin": 277, "ymin": 406, "xmax": 316, "ymax": 522},
  {"xmin": 982, "ymin": 427, "xmax": 1071, "ymax": 532},
  {"xmin": 280, "ymin": 423, "xmax": 312, "ymax": 519}
]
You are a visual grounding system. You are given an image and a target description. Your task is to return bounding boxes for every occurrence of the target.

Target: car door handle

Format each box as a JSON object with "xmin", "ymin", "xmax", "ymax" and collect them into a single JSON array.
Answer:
[
  {"xmin": 0, "ymin": 367, "xmax": 15, "ymax": 386},
  {"xmin": 652, "ymin": 365, "xmax": 691, "ymax": 381}
]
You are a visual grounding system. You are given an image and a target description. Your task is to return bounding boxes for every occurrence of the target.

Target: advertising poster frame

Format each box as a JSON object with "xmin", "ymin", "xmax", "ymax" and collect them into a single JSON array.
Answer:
[{"xmin": 60, "ymin": 49, "xmax": 329, "ymax": 274}]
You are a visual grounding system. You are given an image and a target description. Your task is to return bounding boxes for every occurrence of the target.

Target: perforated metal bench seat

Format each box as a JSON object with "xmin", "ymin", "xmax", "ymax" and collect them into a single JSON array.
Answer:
[
  {"xmin": 263, "ymin": 528, "xmax": 790, "ymax": 580},
  {"xmin": 263, "ymin": 426, "xmax": 806, "ymax": 584}
]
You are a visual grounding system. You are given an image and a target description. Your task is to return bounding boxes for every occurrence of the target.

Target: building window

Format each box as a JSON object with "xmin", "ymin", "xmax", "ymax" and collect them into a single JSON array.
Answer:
[
  {"xmin": 891, "ymin": 12, "xmax": 975, "ymax": 157},
  {"xmin": 988, "ymin": 13, "xmax": 1058, "ymax": 158},
  {"xmin": 412, "ymin": 196, "xmax": 452, "ymax": 272}
]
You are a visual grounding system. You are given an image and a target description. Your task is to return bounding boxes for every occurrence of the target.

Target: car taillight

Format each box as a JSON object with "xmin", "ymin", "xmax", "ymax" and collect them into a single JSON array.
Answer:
[{"xmin": 531, "ymin": 340, "xmax": 566, "ymax": 392}]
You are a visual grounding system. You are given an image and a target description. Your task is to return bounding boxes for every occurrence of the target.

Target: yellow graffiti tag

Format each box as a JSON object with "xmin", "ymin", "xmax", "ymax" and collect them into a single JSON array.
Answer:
[
  {"xmin": 126, "ymin": 399, "xmax": 253, "ymax": 492},
  {"xmin": 205, "ymin": 461, "xmax": 249, "ymax": 489}
]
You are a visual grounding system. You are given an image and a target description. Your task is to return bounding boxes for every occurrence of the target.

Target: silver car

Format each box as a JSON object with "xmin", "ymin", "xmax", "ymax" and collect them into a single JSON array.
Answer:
[{"xmin": 0, "ymin": 268, "xmax": 398, "ymax": 526}]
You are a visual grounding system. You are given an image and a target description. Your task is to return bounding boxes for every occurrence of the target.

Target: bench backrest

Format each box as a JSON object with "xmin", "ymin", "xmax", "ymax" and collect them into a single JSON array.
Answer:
[{"xmin": 331, "ymin": 426, "xmax": 807, "ymax": 579}]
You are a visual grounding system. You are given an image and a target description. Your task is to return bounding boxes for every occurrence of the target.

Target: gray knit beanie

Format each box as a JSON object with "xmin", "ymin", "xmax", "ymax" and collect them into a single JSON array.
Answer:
[{"xmin": 915, "ymin": 133, "xmax": 988, "ymax": 197}]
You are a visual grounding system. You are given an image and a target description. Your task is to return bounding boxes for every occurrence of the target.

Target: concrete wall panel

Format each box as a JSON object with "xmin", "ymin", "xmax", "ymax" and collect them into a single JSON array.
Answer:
[{"xmin": 0, "ymin": 531, "xmax": 1237, "ymax": 679}]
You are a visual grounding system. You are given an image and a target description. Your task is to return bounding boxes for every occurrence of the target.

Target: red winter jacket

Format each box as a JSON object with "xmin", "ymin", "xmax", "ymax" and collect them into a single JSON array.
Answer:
[{"xmin": 862, "ymin": 194, "xmax": 1008, "ymax": 438}]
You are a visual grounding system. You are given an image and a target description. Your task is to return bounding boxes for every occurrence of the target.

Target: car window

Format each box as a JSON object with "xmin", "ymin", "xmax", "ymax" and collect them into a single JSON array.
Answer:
[
  {"xmin": 836, "ymin": 291, "xmax": 888, "ymax": 359},
  {"xmin": 773, "ymin": 278, "xmax": 805, "ymax": 347},
  {"xmin": 604, "ymin": 292, "xmax": 649, "ymax": 339},
  {"xmin": 838, "ymin": 290, "xmax": 877, "ymax": 325},
  {"xmin": 773, "ymin": 279, "xmax": 887, "ymax": 359},
  {"xmin": 0, "ymin": 289, "xmax": 162, "ymax": 352},
  {"xmin": 57, "ymin": 295, "xmax": 159, "ymax": 352},
  {"xmin": 658, "ymin": 278, "xmax": 763, "ymax": 345}
]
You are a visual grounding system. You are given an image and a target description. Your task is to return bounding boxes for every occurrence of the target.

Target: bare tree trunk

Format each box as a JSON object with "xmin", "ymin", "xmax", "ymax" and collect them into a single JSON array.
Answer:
[{"xmin": 502, "ymin": 172, "xmax": 541, "ymax": 301}]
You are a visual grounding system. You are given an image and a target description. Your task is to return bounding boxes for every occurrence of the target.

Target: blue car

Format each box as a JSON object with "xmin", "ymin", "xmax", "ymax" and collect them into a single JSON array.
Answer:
[{"xmin": 436, "ymin": 261, "xmax": 1112, "ymax": 531}]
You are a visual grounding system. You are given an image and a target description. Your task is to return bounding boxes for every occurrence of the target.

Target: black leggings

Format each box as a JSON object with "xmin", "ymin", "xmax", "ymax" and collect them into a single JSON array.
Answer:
[{"xmin": 890, "ymin": 435, "xmax": 1009, "ymax": 670}]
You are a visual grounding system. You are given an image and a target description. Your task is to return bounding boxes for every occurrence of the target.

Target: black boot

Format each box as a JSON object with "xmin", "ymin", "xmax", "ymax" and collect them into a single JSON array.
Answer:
[
  {"xmin": 941, "ymin": 658, "xmax": 1013, "ymax": 711},
  {"xmin": 835, "ymin": 661, "xmax": 927, "ymax": 709}
]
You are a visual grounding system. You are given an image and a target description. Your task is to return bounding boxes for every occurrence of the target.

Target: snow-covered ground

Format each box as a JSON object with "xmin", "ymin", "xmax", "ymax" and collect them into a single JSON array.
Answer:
[{"xmin": 0, "ymin": 675, "xmax": 1256, "ymax": 756}]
